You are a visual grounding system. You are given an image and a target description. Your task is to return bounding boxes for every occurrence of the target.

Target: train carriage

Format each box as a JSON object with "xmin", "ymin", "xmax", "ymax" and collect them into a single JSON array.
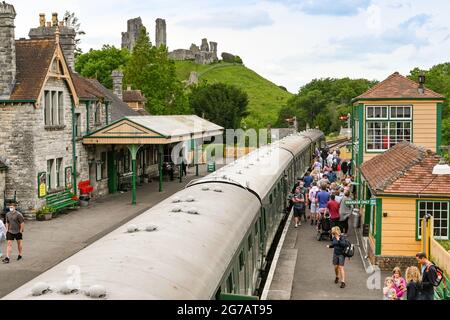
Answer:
[{"xmin": 3, "ymin": 129, "xmax": 324, "ymax": 300}]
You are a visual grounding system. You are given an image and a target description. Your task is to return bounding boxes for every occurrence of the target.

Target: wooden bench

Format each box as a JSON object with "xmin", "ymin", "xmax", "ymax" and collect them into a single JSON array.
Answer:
[{"xmin": 46, "ymin": 190, "xmax": 78, "ymax": 211}]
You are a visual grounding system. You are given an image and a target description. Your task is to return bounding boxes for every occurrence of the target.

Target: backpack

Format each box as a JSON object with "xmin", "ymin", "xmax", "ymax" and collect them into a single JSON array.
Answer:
[
  {"xmin": 342, "ymin": 236, "xmax": 355, "ymax": 258},
  {"xmin": 426, "ymin": 264, "xmax": 444, "ymax": 287}
]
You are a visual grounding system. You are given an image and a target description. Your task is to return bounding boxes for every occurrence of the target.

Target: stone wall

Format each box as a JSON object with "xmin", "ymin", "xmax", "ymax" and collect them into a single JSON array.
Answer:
[
  {"xmin": 122, "ymin": 17, "xmax": 143, "ymax": 51},
  {"xmin": 0, "ymin": 103, "xmax": 38, "ymax": 212},
  {"xmin": 33, "ymin": 77, "xmax": 78, "ymax": 209},
  {"xmin": 169, "ymin": 49, "xmax": 195, "ymax": 61},
  {"xmin": 155, "ymin": 18, "xmax": 166, "ymax": 48},
  {"xmin": 0, "ymin": 169, "xmax": 6, "ymax": 209},
  {"xmin": 0, "ymin": 2, "xmax": 16, "ymax": 99},
  {"xmin": 169, "ymin": 37, "xmax": 218, "ymax": 65},
  {"xmin": 367, "ymin": 242, "xmax": 417, "ymax": 271}
]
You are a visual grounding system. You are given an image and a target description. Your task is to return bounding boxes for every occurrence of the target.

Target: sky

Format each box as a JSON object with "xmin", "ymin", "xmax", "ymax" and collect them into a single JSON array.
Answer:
[{"xmin": 8, "ymin": 0, "xmax": 450, "ymax": 93}]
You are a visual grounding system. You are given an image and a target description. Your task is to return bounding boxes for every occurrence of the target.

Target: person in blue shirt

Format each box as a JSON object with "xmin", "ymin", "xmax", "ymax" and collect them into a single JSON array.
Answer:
[
  {"xmin": 303, "ymin": 172, "xmax": 313, "ymax": 189},
  {"xmin": 316, "ymin": 185, "xmax": 330, "ymax": 222},
  {"xmin": 328, "ymin": 170, "xmax": 337, "ymax": 183}
]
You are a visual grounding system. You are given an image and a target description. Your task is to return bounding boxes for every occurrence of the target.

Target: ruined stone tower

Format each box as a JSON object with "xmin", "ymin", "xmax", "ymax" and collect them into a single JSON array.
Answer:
[
  {"xmin": 0, "ymin": 2, "xmax": 16, "ymax": 99},
  {"xmin": 28, "ymin": 13, "xmax": 76, "ymax": 70},
  {"xmin": 122, "ymin": 17, "xmax": 143, "ymax": 51},
  {"xmin": 155, "ymin": 18, "xmax": 166, "ymax": 48}
]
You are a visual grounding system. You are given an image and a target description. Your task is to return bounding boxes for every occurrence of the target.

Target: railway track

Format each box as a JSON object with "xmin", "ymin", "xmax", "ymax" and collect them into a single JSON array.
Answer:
[{"xmin": 327, "ymin": 137, "xmax": 351, "ymax": 149}]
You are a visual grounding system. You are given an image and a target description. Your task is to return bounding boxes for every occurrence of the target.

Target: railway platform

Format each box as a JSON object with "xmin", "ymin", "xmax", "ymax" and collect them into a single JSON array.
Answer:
[
  {"xmin": 0, "ymin": 163, "xmax": 221, "ymax": 298},
  {"xmin": 263, "ymin": 211, "xmax": 387, "ymax": 300}
]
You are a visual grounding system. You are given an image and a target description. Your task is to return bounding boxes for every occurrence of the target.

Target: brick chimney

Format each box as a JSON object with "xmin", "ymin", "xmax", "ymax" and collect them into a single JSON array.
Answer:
[
  {"xmin": 0, "ymin": 2, "xmax": 16, "ymax": 99},
  {"xmin": 111, "ymin": 70, "xmax": 123, "ymax": 100},
  {"xmin": 29, "ymin": 12, "xmax": 76, "ymax": 70}
]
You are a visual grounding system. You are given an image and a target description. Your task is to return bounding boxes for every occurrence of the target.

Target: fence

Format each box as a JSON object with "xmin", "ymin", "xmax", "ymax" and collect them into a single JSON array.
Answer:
[{"xmin": 423, "ymin": 217, "xmax": 450, "ymax": 299}]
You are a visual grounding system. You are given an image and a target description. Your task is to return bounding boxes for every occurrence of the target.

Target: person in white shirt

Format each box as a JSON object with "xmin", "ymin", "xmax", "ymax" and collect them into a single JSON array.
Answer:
[
  {"xmin": 0, "ymin": 218, "xmax": 6, "ymax": 258},
  {"xmin": 308, "ymin": 182, "xmax": 320, "ymax": 225}
]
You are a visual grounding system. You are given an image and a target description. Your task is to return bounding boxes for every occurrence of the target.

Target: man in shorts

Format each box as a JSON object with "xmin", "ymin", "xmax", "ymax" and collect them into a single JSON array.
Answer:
[
  {"xmin": 2, "ymin": 201, "xmax": 24, "ymax": 264},
  {"xmin": 292, "ymin": 187, "xmax": 306, "ymax": 228}
]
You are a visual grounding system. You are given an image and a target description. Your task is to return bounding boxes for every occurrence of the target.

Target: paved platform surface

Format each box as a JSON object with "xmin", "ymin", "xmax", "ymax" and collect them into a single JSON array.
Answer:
[
  {"xmin": 266, "ymin": 210, "xmax": 386, "ymax": 300},
  {"xmin": 0, "ymin": 164, "xmax": 217, "ymax": 298}
]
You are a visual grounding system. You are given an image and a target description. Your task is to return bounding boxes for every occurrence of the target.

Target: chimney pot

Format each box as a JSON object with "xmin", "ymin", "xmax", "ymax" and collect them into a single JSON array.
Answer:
[
  {"xmin": 39, "ymin": 13, "xmax": 45, "ymax": 27},
  {"xmin": 52, "ymin": 12, "xmax": 58, "ymax": 27}
]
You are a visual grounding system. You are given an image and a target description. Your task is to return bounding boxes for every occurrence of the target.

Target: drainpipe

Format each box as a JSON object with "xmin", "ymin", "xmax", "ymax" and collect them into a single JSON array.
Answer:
[
  {"xmin": 86, "ymin": 100, "xmax": 91, "ymax": 134},
  {"xmin": 105, "ymin": 101, "xmax": 110, "ymax": 125},
  {"xmin": 71, "ymin": 98, "xmax": 77, "ymax": 195}
]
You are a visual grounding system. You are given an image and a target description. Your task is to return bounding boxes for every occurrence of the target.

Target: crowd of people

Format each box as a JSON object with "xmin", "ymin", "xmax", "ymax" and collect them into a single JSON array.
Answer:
[
  {"xmin": 383, "ymin": 253, "xmax": 442, "ymax": 300},
  {"xmin": 288, "ymin": 146, "xmax": 444, "ymax": 299},
  {"xmin": 288, "ymin": 146, "xmax": 356, "ymax": 289}
]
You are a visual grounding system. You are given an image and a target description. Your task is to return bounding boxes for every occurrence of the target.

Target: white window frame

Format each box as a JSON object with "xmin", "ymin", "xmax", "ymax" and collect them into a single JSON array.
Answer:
[
  {"xmin": 365, "ymin": 105, "xmax": 413, "ymax": 152},
  {"xmin": 390, "ymin": 105, "xmax": 412, "ymax": 120},
  {"xmin": 366, "ymin": 105, "xmax": 388, "ymax": 120},
  {"xmin": 417, "ymin": 201, "xmax": 449, "ymax": 240}
]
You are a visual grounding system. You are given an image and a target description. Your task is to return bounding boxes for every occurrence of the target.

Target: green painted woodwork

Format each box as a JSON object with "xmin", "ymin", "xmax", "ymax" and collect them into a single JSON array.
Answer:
[
  {"xmin": 375, "ymin": 197, "xmax": 382, "ymax": 255},
  {"xmin": 127, "ymin": 144, "xmax": 142, "ymax": 205},
  {"xmin": 158, "ymin": 145, "xmax": 163, "ymax": 192},
  {"xmin": 46, "ymin": 190, "xmax": 77, "ymax": 211},
  {"xmin": 352, "ymin": 97, "xmax": 445, "ymax": 103},
  {"xmin": 357, "ymin": 103, "xmax": 364, "ymax": 166},
  {"xmin": 71, "ymin": 99, "xmax": 77, "ymax": 195},
  {"xmin": 86, "ymin": 101, "xmax": 91, "ymax": 134},
  {"xmin": 219, "ymin": 293, "xmax": 259, "ymax": 300},
  {"xmin": 107, "ymin": 150, "xmax": 117, "ymax": 194},
  {"xmin": 105, "ymin": 101, "xmax": 110, "ymax": 125}
]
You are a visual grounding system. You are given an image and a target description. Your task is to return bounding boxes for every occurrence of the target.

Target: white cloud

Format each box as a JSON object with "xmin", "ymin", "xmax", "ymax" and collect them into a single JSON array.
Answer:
[{"xmin": 7, "ymin": 0, "xmax": 450, "ymax": 93}]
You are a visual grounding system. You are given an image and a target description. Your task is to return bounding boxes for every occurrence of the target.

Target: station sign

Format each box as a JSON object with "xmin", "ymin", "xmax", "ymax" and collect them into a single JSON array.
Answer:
[{"xmin": 345, "ymin": 199, "xmax": 376, "ymax": 206}]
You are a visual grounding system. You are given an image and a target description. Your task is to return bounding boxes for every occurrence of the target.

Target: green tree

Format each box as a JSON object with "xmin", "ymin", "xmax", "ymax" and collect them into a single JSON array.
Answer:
[
  {"xmin": 275, "ymin": 78, "xmax": 377, "ymax": 134},
  {"xmin": 188, "ymin": 82, "xmax": 249, "ymax": 129},
  {"xmin": 123, "ymin": 27, "xmax": 189, "ymax": 115},
  {"xmin": 75, "ymin": 45, "xmax": 130, "ymax": 89}
]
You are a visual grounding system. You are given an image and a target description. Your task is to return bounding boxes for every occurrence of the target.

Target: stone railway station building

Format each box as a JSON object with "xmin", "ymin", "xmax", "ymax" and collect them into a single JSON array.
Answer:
[{"xmin": 0, "ymin": 3, "xmax": 222, "ymax": 216}]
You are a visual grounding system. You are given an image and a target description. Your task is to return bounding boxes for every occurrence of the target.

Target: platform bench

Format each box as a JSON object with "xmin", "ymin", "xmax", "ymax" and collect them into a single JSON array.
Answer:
[{"xmin": 46, "ymin": 190, "xmax": 78, "ymax": 211}]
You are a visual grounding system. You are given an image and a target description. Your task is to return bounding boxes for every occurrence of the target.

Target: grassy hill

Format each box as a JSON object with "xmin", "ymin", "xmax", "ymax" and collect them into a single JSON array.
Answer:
[{"xmin": 174, "ymin": 61, "xmax": 293, "ymax": 129}]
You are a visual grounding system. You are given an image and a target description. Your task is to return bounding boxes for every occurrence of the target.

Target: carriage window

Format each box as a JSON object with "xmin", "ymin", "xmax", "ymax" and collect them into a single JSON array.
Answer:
[{"xmin": 239, "ymin": 251, "xmax": 245, "ymax": 271}]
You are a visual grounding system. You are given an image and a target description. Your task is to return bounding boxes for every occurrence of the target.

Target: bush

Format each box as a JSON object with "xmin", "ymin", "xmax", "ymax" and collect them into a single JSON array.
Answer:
[
  {"xmin": 35, "ymin": 205, "xmax": 56, "ymax": 220},
  {"xmin": 234, "ymin": 56, "xmax": 243, "ymax": 64}
]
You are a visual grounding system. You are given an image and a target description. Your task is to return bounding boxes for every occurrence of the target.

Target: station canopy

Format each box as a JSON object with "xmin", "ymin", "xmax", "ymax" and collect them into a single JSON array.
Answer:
[{"xmin": 83, "ymin": 115, "xmax": 224, "ymax": 145}]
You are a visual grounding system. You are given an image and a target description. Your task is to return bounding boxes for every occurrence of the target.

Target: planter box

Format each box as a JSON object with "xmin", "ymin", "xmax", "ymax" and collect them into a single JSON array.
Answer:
[{"xmin": 36, "ymin": 213, "xmax": 53, "ymax": 221}]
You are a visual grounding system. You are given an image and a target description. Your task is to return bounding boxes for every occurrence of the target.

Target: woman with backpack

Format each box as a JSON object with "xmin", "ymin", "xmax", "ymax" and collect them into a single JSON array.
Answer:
[{"xmin": 327, "ymin": 226, "xmax": 347, "ymax": 288}]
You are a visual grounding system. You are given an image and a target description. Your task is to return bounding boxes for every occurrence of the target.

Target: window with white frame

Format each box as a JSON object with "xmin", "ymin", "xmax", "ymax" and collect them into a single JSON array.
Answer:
[
  {"xmin": 366, "ymin": 105, "xmax": 412, "ymax": 152},
  {"xmin": 417, "ymin": 201, "xmax": 449, "ymax": 240}
]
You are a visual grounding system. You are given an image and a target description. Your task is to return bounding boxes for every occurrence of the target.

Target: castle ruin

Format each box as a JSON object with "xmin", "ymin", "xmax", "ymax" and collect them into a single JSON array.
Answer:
[
  {"xmin": 169, "ymin": 38, "xmax": 218, "ymax": 65},
  {"xmin": 121, "ymin": 17, "xmax": 143, "ymax": 51},
  {"xmin": 121, "ymin": 17, "xmax": 219, "ymax": 65}
]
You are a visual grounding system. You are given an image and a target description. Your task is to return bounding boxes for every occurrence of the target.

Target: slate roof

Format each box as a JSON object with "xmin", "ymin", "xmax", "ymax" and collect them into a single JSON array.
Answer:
[
  {"xmin": 71, "ymin": 72, "xmax": 106, "ymax": 100},
  {"xmin": 126, "ymin": 115, "xmax": 224, "ymax": 137},
  {"xmin": 10, "ymin": 39, "xmax": 57, "ymax": 101},
  {"xmin": 354, "ymin": 72, "xmax": 445, "ymax": 101},
  {"xmin": 123, "ymin": 90, "xmax": 146, "ymax": 102},
  {"xmin": 86, "ymin": 79, "xmax": 140, "ymax": 122},
  {"xmin": 360, "ymin": 141, "xmax": 450, "ymax": 195}
]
